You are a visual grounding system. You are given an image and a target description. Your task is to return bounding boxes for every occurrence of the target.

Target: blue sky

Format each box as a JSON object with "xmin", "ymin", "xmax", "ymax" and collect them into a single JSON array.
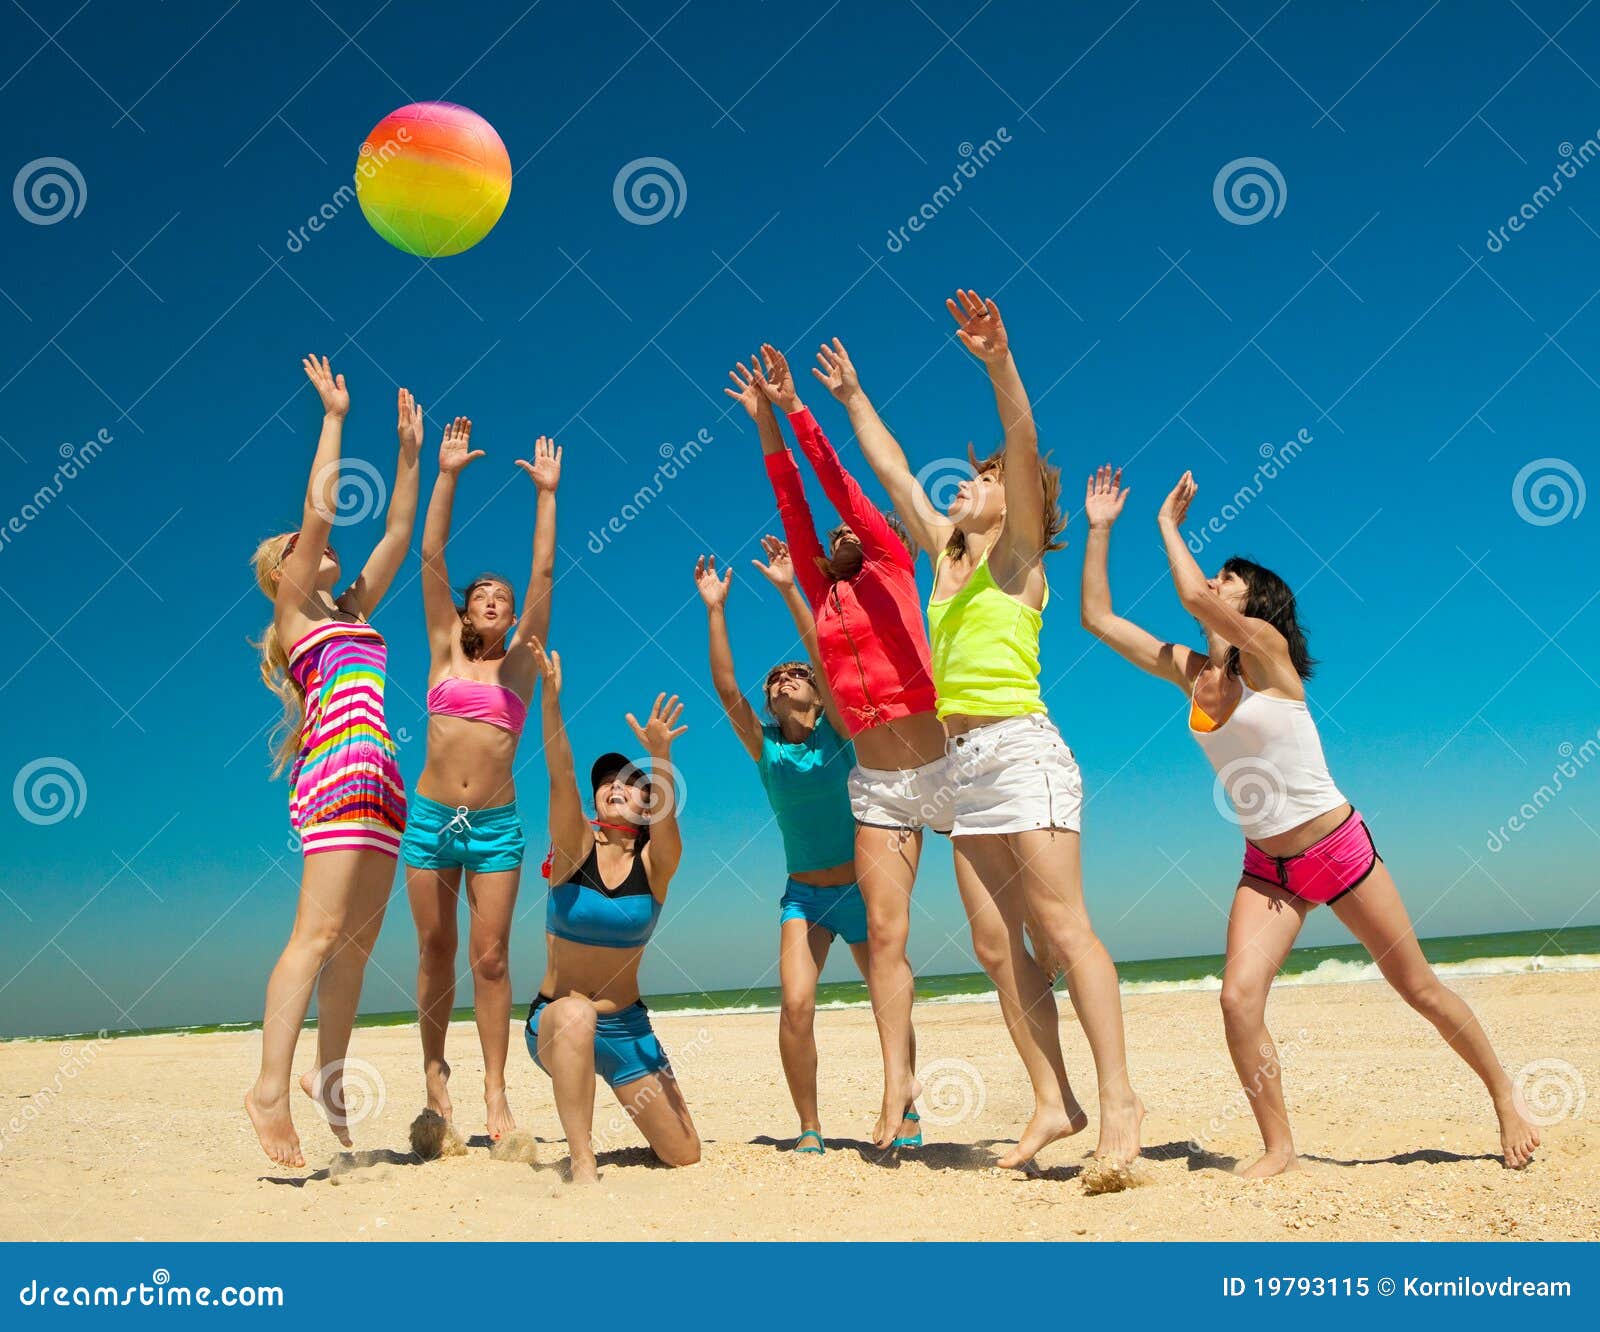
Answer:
[{"xmin": 2, "ymin": 0, "xmax": 1597, "ymax": 1038}]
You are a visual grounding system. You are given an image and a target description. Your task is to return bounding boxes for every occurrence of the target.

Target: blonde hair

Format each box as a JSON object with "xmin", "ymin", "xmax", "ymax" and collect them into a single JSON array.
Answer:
[
  {"xmin": 944, "ymin": 447, "xmax": 1068, "ymax": 560},
  {"xmin": 250, "ymin": 533, "xmax": 307, "ymax": 778}
]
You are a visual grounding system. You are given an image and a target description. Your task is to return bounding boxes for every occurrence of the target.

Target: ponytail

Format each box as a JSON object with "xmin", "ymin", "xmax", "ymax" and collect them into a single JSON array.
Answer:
[{"xmin": 250, "ymin": 534, "xmax": 309, "ymax": 777}]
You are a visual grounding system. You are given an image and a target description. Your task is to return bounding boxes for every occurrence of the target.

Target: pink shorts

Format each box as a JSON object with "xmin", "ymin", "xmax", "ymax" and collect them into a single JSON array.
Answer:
[{"xmin": 1242, "ymin": 809, "xmax": 1378, "ymax": 905}]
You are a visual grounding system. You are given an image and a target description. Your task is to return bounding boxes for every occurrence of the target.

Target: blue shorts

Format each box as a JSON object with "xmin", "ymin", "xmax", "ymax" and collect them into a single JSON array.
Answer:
[
  {"xmin": 779, "ymin": 878, "xmax": 869, "ymax": 945},
  {"xmin": 524, "ymin": 994, "xmax": 671, "ymax": 1090},
  {"xmin": 401, "ymin": 793, "xmax": 525, "ymax": 873}
]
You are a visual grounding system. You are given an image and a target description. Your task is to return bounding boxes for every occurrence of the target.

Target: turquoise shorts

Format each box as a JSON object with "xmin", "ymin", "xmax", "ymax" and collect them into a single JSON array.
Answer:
[
  {"xmin": 779, "ymin": 878, "xmax": 869, "ymax": 945},
  {"xmin": 524, "ymin": 994, "xmax": 671, "ymax": 1090},
  {"xmin": 401, "ymin": 793, "xmax": 525, "ymax": 873}
]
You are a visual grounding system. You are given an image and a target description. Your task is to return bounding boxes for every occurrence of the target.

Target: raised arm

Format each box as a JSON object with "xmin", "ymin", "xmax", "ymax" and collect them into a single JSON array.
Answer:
[
  {"xmin": 947, "ymin": 290, "xmax": 1045, "ymax": 568},
  {"xmin": 757, "ymin": 344, "xmax": 910, "ymax": 571},
  {"xmin": 339, "ymin": 385, "xmax": 424, "ymax": 619},
  {"xmin": 752, "ymin": 535, "xmax": 849, "ymax": 738},
  {"xmin": 419, "ymin": 417, "xmax": 483, "ymax": 659},
  {"xmin": 628, "ymin": 695, "xmax": 689, "ymax": 894},
  {"xmin": 813, "ymin": 337, "xmax": 953, "ymax": 559},
  {"xmin": 276, "ymin": 356, "xmax": 348, "ymax": 618},
  {"xmin": 511, "ymin": 435, "xmax": 560, "ymax": 648},
  {"xmin": 694, "ymin": 554, "xmax": 763, "ymax": 761},
  {"xmin": 724, "ymin": 354, "xmax": 829, "ymax": 606},
  {"xmin": 1080, "ymin": 465, "xmax": 1197, "ymax": 691},
  {"xmin": 1157, "ymin": 472, "xmax": 1298, "ymax": 688},
  {"xmin": 534, "ymin": 642, "xmax": 590, "ymax": 879}
]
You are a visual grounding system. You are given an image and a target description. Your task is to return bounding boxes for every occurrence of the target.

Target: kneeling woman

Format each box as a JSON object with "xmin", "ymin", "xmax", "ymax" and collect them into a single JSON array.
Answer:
[
  {"xmin": 525, "ymin": 645, "xmax": 700, "ymax": 1181},
  {"xmin": 1081, "ymin": 465, "xmax": 1540, "ymax": 1173}
]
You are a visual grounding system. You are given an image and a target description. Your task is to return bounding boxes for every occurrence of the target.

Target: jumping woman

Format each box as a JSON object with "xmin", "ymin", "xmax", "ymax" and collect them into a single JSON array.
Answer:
[
  {"xmin": 1080, "ymin": 463, "xmax": 1540, "ymax": 1173},
  {"xmin": 524, "ymin": 644, "xmax": 701, "ymax": 1182},
  {"xmin": 815, "ymin": 293, "xmax": 1142, "ymax": 1167},
  {"xmin": 725, "ymin": 349, "xmax": 942, "ymax": 1151},
  {"xmin": 402, "ymin": 421, "xmax": 561, "ymax": 1142},
  {"xmin": 245, "ymin": 356, "xmax": 420, "ymax": 1168},
  {"xmin": 693, "ymin": 535, "xmax": 869, "ymax": 1153}
]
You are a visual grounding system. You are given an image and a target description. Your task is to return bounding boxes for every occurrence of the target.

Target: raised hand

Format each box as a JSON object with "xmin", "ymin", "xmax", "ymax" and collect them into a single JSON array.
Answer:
[
  {"xmin": 1158, "ymin": 471, "xmax": 1198, "ymax": 529},
  {"xmin": 531, "ymin": 638, "xmax": 562, "ymax": 695},
  {"xmin": 811, "ymin": 338, "xmax": 863, "ymax": 403},
  {"xmin": 516, "ymin": 435, "xmax": 562, "ymax": 493},
  {"xmin": 1084, "ymin": 464, "xmax": 1129, "ymax": 528},
  {"xmin": 750, "ymin": 534, "xmax": 795, "ymax": 590},
  {"xmin": 945, "ymin": 289, "xmax": 1010, "ymax": 364},
  {"xmin": 694, "ymin": 554, "xmax": 732, "ymax": 609},
  {"xmin": 303, "ymin": 355, "xmax": 350, "ymax": 418},
  {"xmin": 722, "ymin": 357, "xmax": 768, "ymax": 422},
  {"xmin": 397, "ymin": 387, "xmax": 423, "ymax": 456},
  {"xmin": 626, "ymin": 693, "xmax": 688, "ymax": 755},
  {"xmin": 439, "ymin": 417, "xmax": 483, "ymax": 475},
  {"xmin": 756, "ymin": 344, "xmax": 802, "ymax": 412}
]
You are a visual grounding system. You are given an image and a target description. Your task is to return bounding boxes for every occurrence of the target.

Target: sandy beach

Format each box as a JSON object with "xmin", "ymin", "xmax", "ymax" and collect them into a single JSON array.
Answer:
[{"xmin": 2, "ymin": 971, "xmax": 1594, "ymax": 1242}]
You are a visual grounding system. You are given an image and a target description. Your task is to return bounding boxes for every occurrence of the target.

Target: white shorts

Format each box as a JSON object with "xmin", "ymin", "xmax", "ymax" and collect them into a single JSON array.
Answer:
[
  {"xmin": 943, "ymin": 713, "xmax": 1082, "ymax": 837},
  {"xmin": 848, "ymin": 755, "xmax": 956, "ymax": 834}
]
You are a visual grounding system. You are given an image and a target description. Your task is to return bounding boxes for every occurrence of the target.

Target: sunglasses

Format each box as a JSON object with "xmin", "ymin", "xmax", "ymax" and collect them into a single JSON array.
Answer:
[
  {"xmin": 766, "ymin": 665, "xmax": 814, "ymax": 689},
  {"xmin": 283, "ymin": 534, "xmax": 337, "ymax": 561}
]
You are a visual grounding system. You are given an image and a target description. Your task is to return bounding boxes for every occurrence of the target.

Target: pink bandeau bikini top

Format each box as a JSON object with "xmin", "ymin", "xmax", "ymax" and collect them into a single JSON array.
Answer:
[{"xmin": 426, "ymin": 677, "xmax": 528, "ymax": 736}]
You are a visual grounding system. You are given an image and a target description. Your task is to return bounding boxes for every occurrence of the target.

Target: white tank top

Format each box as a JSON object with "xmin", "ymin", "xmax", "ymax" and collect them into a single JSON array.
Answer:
[{"xmin": 1188, "ymin": 676, "xmax": 1346, "ymax": 840}]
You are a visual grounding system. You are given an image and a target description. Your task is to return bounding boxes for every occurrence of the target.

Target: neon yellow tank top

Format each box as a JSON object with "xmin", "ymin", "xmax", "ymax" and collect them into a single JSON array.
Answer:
[{"xmin": 926, "ymin": 551, "xmax": 1047, "ymax": 721}]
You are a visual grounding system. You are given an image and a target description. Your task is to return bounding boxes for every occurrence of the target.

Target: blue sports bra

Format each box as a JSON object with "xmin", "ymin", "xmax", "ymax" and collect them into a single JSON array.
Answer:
[{"xmin": 546, "ymin": 842, "xmax": 661, "ymax": 949}]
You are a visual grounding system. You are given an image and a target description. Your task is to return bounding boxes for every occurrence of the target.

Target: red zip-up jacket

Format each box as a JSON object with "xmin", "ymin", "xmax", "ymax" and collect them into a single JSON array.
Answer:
[{"xmin": 764, "ymin": 407, "xmax": 938, "ymax": 737}]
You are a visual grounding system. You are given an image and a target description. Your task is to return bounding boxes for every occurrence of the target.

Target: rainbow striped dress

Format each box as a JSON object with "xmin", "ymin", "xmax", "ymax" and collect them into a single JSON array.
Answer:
[{"xmin": 286, "ymin": 621, "xmax": 407, "ymax": 857}]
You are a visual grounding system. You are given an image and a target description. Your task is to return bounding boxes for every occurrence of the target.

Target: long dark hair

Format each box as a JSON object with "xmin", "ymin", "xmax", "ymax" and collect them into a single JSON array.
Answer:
[
  {"xmin": 458, "ymin": 574, "xmax": 515, "ymax": 660},
  {"xmin": 1221, "ymin": 556, "xmax": 1315, "ymax": 680}
]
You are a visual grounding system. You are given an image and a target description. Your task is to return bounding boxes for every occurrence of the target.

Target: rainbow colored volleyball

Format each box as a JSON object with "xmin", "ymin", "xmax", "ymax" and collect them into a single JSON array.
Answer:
[{"xmin": 354, "ymin": 102, "xmax": 511, "ymax": 258}]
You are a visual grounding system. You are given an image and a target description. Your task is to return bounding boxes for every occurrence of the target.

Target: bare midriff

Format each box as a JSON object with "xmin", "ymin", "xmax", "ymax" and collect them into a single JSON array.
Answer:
[
  {"xmin": 851, "ymin": 709, "xmax": 948, "ymax": 771},
  {"xmin": 790, "ymin": 860, "xmax": 857, "ymax": 888},
  {"xmin": 1247, "ymin": 802, "xmax": 1355, "ymax": 860},
  {"xmin": 414, "ymin": 713, "xmax": 519, "ymax": 808},
  {"xmin": 538, "ymin": 936, "xmax": 646, "ymax": 1014}
]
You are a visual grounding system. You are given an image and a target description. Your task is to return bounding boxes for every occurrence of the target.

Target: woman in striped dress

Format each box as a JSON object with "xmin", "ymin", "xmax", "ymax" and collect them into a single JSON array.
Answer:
[{"xmin": 244, "ymin": 356, "xmax": 420, "ymax": 1168}]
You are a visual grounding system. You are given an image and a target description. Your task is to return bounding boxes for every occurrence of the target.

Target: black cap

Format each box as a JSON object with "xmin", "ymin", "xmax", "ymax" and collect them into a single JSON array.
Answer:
[{"xmin": 590, "ymin": 752, "xmax": 646, "ymax": 792}]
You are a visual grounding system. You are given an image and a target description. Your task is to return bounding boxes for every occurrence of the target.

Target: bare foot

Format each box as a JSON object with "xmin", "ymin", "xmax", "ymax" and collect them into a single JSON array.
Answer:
[
  {"xmin": 1497, "ymin": 1096, "xmax": 1540, "ymax": 1169},
  {"xmin": 1235, "ymin": 1148, "xmax": 1298, "ymax": 1178},
  {"xmin": 998, "ymin": 1099, "xmax": 1090, "ymax": 1169},
  {"xmin": 873, "ymin": 1075, "xmax": 923, "ymax": 1149},
  {"xmin": 245, "ymin": 1085, "xmax": 305, "ymax": 1168},
  {"xmin": 485, "ymin": 1083, "xmax": 516, "ymax": 1142},
  {"xmin": 1094, "ymin": 1094, "xmax": 1144, "ymax": 1165},
  {"xmin": 568, "ymin": 1155, "xmax": 599, "ymax": 1184},
  {"xmin": 299, "ymin": 1068, "xmax": 353, "ymax": 1148},
  {"xmin": 425, "ymin": 1058, "xmax": 452, "ymax": 1122}
]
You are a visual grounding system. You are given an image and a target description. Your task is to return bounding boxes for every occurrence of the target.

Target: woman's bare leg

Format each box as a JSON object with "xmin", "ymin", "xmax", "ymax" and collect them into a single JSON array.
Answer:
[
  {"xmin": 537, "ymin": 995, "xmax": 600, "ymax": 1182},
  {"xmin": 615, "ymin": 1069, "xmax": 700, "ymax": 1167},
  {"xmin": 300, "ymin": 851, "xmax": 394, "ymax": 1146},
  {"xmin": 778, "ymin": 918, "xmax": 831, "ymax": 1137},
  {"xmin": 953, "ymin": 836, "xmax": 1086, "ymax": 1166},
  {"xmin": 854, "ymin": 823, "xmax": 924, "ymax": 1147},
  {"xmin": 1331, "ymin": 863, "xmax": 1539, "ymax": 1167},
  {"xmin": 1008, "ymin": 828, "xmax": 1143, "ymax": 1163},
  {"xmin": 465, "ymin": 867, "xmax": 521, "ymax": 1140},
  {"xmin": 1220, "ymin": 879, "xmax": 1311, "ymax": 1177},
  {"xmin": 406, "ymin": 864, "xmax": 461, "ymax": 1120}
]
